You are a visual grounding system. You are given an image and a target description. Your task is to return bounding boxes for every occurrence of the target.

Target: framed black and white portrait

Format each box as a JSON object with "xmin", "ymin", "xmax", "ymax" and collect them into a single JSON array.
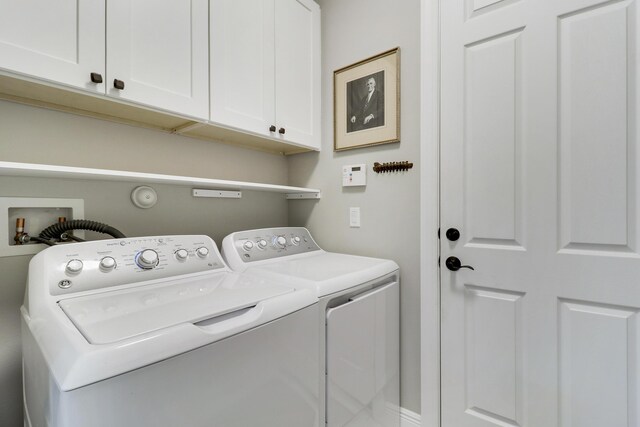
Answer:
[{"xmin": 334, "ymin": 48, "xmax": 400, "ymax": 151}]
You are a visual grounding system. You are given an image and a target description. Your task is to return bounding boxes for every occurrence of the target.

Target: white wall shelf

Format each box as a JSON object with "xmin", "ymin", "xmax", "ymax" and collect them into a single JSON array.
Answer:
[{"xmin": 0, "ymin": 162, "xmax": 321, "ymax": 198}]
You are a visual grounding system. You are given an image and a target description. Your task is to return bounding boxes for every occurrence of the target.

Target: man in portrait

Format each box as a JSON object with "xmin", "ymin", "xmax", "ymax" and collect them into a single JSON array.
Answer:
[{"xmin": 347, "ymin": 72, "xmax": 385, "ymax": 133}]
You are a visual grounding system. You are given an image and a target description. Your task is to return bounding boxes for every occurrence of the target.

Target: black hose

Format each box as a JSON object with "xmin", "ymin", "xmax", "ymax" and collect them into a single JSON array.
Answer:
[
  {"xmin": 28, "ymin": 236, "xmax": 57, "ymax": 246},
  {"xmin": 39, "ymin": 220, "xmax": 126, "ymax": 240},
  {"xmin": 61, "ymin": 233, "xmax": 86, "ymax": 242}
]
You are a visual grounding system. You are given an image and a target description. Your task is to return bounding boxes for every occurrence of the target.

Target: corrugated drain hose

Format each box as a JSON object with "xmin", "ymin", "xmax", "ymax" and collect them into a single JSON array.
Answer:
[{"xmin": 39, "ymin": 220, "xmax": 126, "ymax": 240}]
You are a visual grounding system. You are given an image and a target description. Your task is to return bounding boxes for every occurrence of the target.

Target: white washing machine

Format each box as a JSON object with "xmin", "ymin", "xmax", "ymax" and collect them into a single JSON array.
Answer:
[
  {"xmin": 21, "ymin": 235, "xmax": 319, "ymax": 427},
  {"xmin": 222, "ymin": 227, "xmax": 400, "ymax": 427}
]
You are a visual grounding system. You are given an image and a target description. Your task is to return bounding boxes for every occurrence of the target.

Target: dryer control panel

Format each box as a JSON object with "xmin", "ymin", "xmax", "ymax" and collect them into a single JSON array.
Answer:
[
  {"xmin": 39, "ymin": 235, "xmax": 226, "ymax": 296},
  {"xmin": 222, "ymin": 227, "xmax": 321, "ymax": 270}
]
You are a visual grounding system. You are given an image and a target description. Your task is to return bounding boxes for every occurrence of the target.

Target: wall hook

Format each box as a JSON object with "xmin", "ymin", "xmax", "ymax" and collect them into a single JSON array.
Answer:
[{"xmin": 373, "ymin": 161, "xmax": 414, "ymax": 173}]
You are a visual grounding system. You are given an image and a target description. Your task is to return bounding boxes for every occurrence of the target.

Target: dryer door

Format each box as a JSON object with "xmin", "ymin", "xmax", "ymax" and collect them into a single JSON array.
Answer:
[{"xmin": 326, "ymin": 281, "xmax": 399, "ymax": 427}]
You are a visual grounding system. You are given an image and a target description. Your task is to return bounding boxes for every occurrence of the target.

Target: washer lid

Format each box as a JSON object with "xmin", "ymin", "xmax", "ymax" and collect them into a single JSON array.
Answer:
[
  {"xmin": 59, "ymin": 272, "xmax": 293, "ymax": 344},
  {"xmin": 248, "ymin": 252, "xmax": 399, "ymax": 297}
]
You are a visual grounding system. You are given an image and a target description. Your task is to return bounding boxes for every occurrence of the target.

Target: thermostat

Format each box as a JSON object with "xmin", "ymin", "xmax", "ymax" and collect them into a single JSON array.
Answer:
[{"xmin": 342, "ymin": 164, "xmax": 366, "ymax": 187}]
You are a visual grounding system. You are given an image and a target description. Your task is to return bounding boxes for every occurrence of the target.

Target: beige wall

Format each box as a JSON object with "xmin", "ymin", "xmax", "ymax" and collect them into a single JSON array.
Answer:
[
  {"xmin": 288, "ymin": 0, "xmax": 422, "ymax": 414},
  {"xmin": 0, "ymin": 100, "xmax": 290, "ymax": 427}
]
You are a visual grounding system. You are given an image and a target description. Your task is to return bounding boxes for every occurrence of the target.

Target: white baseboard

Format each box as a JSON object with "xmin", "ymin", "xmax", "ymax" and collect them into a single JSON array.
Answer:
[{"xmin": 400, "ymin": 407, "xmax": 421, "ymax": 427}]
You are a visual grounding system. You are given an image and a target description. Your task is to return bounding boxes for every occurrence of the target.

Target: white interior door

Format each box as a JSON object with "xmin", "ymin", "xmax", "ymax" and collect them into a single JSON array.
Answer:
[
  {"xmin": 441, "ymin": 1, "xmax": 640, "ymax": 426},
  {"xmin": 107, "ymin": 0, "xmax": 209, "ymax": 119}
]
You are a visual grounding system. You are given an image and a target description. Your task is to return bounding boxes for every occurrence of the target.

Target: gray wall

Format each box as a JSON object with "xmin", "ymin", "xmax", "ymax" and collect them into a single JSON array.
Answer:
[
  {"xmin": 287, "ymin": 0, "xmax": 422, "ymax": 414},
  {"xmin": 0, "ymin": 0, "xmax": 425, "ymax": 419},
  {"xmin": 0, "ymin": 100, "xmax": 289, "ymax": 427},
  {"xmin": 0, "ymin": 101, "xmax": 289, "ymax": 183}
]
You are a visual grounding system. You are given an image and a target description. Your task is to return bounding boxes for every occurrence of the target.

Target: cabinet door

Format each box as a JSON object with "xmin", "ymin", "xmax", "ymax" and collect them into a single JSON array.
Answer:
[
  {"xmin": 210, "ymin": 0, "xmax": 276, "ymax": 137},
  {"xmin": 274, "ymin": 0, "xmax": 320, "ymax": 149},
  {"xmin": 0, "ymin": 0, "xmax": 105, "ymax": 93},
  {"xmin": 107, "ymin": 0, "xmax": 209, "ymax": 120}
]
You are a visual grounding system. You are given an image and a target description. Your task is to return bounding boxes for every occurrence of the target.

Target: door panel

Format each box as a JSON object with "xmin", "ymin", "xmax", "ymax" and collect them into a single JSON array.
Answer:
[
  {"xmin": 559, "ymin": 300, "xmax": 639, "ymax": 427},
  {"xmin": 107, "ymin": 0, "xmax": 209, "ymax": 119},
  {"xmin": 558, "ymin": 1, "xmax": 637, "ymax": 253},
  {"xmin": 274, "ymin": 0, "xmax": 320, "ymax": 148},
  {"xmin": 0, "ymin": 0, "xmax": 105, "ymax": 92},
  {"xmin": 441, "ymin": 0, "xmax": 640, "ymax": 426},
  {"xmin": 464, "ymin": 29, "xmax": 524, "ymax": 248},
  {"xmin": 466, "ymin": 0, "xmax": 522, "ymax": 20},
  {"xmin": 464, "ymin": 286, "xmax": 524, "ymax": 426},
  {"xmin": 210, "ymin": 0, "xmax": 276, "ymax": 135}
]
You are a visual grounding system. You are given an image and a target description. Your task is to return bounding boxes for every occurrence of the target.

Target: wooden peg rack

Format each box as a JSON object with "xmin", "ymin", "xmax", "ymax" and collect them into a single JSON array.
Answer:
[{"xmin": 373, "ymin": 161, "xmax": 414, "ymax": 173}]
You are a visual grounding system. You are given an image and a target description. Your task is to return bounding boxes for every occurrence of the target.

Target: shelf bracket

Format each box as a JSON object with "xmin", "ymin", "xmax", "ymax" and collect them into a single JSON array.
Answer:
[
  {"xmin": 192, "ymin": 189, "xmax": 242, "ymax": 199},
  {"xmin": 172, "ymin": 122, "xmax": 207, "ymax": 134},
  {"xmin": 286, "ymin": 192, "xmax": 321, "ymax": 200}
]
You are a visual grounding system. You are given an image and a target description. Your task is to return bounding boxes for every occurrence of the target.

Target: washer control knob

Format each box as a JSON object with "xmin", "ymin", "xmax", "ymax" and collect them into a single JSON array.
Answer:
[
  {"xmin": 99, "ymin": 256, "xmax": 117, "ymax": 272},
  {"xmin": 196, "ymin": 247, "xmax": 209, "ymax": 258},
  {"xmin": 136, "ymin": 249, "xmax": 159, "ymax": 269},
  {"xmin": 65, "ymin": 259, "xmax": 84, "ymax": 274},
  {"xmin": 274, "ymin": 236, "xmax": 287, "ymax": 248},
  {"xmin": 175, "ymin": 249, "xmax": 189, "ymax": 261},
  {"xmin": 243, "ymin": 241, "xmax": 254, "ymax": 251},
  {"xmin": 291, "ymin": 236, "xmax": 301, "ymax": 245},
  {"xmin": 257, "ymin": 239, "xmax": 268, "ymax": 249}
]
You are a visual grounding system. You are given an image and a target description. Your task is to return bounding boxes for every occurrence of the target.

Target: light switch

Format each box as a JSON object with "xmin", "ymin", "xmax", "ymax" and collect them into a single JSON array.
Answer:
[
  {"xmin": 342, "ymin": 164, "xmax": 367, "ymax": 187},
  {"xmin": 349, "ymin": 207, "xmax": 361, "ymax": 227}
]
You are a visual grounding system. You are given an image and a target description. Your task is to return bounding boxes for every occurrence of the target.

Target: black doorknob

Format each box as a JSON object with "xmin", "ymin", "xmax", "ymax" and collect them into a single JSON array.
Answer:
[
  {"xmin": 113, "ymin": 79, "xmax": 125, "ymax": 90},
  {"xmin": 446, "ymin": 228, "xmax": 460, "ymax": 241},
  {"xmin": 445, "ymin": 256, "xmax": 474, "ymax": 272},
  {"xmin": 269, "ymin": 125, "xmax": 276, "ymax": 132}
]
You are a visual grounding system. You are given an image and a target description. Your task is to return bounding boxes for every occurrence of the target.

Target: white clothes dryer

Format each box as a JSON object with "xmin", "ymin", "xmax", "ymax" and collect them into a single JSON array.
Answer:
[
  {"xmin": 21, "ymin": 235, "xmax": 319, "ymax": 427},
  {"xmin": 222, "ymin": 227, "xmax": 400, "ymax": 427}
]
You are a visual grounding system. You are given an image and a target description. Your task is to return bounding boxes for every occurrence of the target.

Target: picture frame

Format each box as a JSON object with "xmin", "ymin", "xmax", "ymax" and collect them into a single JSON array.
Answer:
[{"xmin": 334, "ymin": 47, "xmax": 400, "ymax": 151}]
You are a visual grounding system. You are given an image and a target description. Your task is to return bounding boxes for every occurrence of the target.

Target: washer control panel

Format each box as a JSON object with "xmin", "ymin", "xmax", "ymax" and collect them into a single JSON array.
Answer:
[
  {"xmin": 222, "ymin": 227, "xmax": 320, "ymax": 268},
  {"xmin": 46, "ymin": 235, "xmax": 225, "ymax": 296}
]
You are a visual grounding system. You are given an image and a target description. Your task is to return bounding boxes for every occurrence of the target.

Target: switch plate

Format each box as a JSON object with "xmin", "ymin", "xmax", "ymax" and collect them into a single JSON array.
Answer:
[
  {"xmin": 349, "ymin": 207, "xmax": 361, "ymax": 227},
  {"xmin": 342, "ymin": 164, "xmax": 366, "ymax": 187}
]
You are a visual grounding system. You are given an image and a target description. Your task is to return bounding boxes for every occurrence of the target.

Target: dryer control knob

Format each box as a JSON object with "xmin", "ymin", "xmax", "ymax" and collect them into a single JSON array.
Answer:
[
  {"xmin": 274, "ymin": 236, "xmax": 287, "ymax": 248},
  {"xmin": 175, "ymin": 249, "xmax": 189, "ymax": 261},
  {"xmin": 196, "ymin": 247, "xmax": 209, "ymax": 258},
  {"xmin": 65, "ymin": 259, "xmax": 84, "ymax": 274},
  {"xmin": 257, "ymin": 239, "xmax": 268, "ymax": 249},
  {"xmin": 136, "ymin": 249, "xmax": 159, "ymax": 269},
  {"xmin": 291, "ymin": 236, "xmax": 301, "ymax": 245},
  {"xmin": 243, "ymin": 241, "xmax": 254, "ymax": 251},
  {"xmin": 99, "ymin": 256, "xmax": 117, "ymax": 272}
]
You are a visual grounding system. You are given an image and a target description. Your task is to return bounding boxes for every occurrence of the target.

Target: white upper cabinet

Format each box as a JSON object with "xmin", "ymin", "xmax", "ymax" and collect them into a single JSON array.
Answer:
[
  {"xmin": 106, "ymin": 0, "xmax": 209, "ymax": 120},
  {"xmin": 0, "ymin": 0, "xmax": 208, "ymax": 120},
  {"xmin": 0, "ymin": 0, "xmax": 319, "ymax": 154},
  {"xmin": 274, "ymin": 0, "xmax": 320, "ymax": 149},
  {"xmin": 210, "ymin": 0, "xmax": 321, "ymax": 150},
  {"xmin": 210, "ymin": 0, "xmax": 276, "ymax": 138},
  {"xmin": 0, "ymin": 0, "xmax": 105, "ymax": 93}
]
